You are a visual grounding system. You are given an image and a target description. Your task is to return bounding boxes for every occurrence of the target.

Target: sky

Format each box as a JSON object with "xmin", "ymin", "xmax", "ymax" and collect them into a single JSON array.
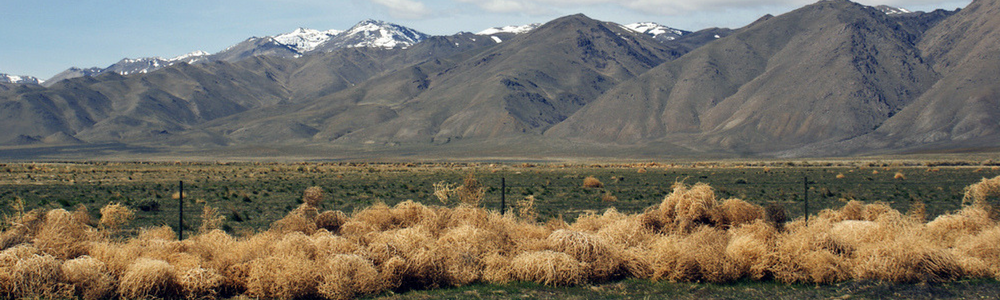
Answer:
[{"xmin": 0, "ymin": 0, "xmax": 971, "ymax": 80}]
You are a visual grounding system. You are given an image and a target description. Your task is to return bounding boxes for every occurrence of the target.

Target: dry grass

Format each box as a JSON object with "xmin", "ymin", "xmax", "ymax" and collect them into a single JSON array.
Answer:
[
  {"xmin": 62, "ymin": 256, "xmax": 115, "ymax": 300},
  {"xmin": 2, "ymin": 176, "xmax": 1000, "ymax": 299},
  {"xmin": 432, "ymin": 181, "xmax": 457, "ymax": 205},
  {"xmin": 511, "ymin": 250, "xmax": 583, "ymax": 286},
  {"xmin": 583, "ymin": 176, "xmax": 604, "ymax": 188},
  {"xmin": 176, "ymin": 266, "xmax": 225, "ymax": 299},
  {"xmin": 99, "ymin": 202, "xmax": 134, "ymax": 232},
  {"xmin": 199, "ymin": 205, "xmax": 225, "ymax": 234},
  {"xmin": 317, "ymin": 254, "xmax": 380, "ymax": 300},
  {"xmin": 303, "ymin": 186, "xmax": 325, "ymax": 207},
  {"xmin": 34, "ymin": 208, "xmax": 94, "ymax": 259},
  {"xmin": 516, "ymin": 195, "xmax": 538, "ymax": 223},
  {"xmin": 315, "ymin": 210, "xmax": 348, "ymax": 233},
  {"xmin": 118, "ymin": 258, "xmax": 177, "ymax": 299},
  {"xmin": 547, "ymin": 229, "xmax": 622, "ymax": 281},
  {"xmin": 456, "ymin": 173, "xmax": 485, "ymax": 206}
]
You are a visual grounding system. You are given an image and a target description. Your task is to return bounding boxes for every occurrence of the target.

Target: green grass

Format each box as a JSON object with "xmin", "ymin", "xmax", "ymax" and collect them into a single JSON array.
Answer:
[
  {"xmin": 2, "ymin": 162, "xmax": 999, "ymax": 234},
  {"xmin": 370, "ymin": 278, "xmax": 1000, "ymax": 299}
]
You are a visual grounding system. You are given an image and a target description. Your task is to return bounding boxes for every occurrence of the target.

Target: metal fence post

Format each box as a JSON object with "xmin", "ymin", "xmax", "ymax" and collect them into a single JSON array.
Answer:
[
  {"xmin": 803, "ymin": 176, "xmax": 809, "ymax": 226},
  {"xmin": 179, "ymin": 181, "xmax": 184, "ymax": 240},
  {"xmin": 500, "ymin": 177, "xmax": 506, "ymax": 215}
]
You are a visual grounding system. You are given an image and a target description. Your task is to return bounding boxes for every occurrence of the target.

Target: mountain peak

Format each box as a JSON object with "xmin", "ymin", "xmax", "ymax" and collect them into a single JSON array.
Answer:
[
  {"xmin": 0, "ymin": 73, "xmax": 43, "ymax": 85},
  {"xmin": 331, "ymin": 19, "xmax": 427, "ymax": 49},
  {"xmin": 273, "ymin": 27, "xmax": 342, "ymax": 53},
  {"xmin": 553, "ymin": 13, "xmax": 596, "ymax": 23}
]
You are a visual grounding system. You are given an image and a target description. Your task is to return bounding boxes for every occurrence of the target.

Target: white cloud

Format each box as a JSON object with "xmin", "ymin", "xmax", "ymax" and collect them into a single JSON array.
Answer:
[{"xmin": 370, "ymin": 0, "xmax": 432, "ymax": 19}]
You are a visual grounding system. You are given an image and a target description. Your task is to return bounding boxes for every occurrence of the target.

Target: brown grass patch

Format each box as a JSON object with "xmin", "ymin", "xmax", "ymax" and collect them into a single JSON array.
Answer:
[
  {"xmin": 511, "ymin": 250, "xmax": 583, "ymax": 286},
  {"xmin": 583, "ymin": 176, "xmax": 604, "ymax": 188},
  {"xmin": 315, "ymin": 210, "xmax": 348, "ymax": 233},
  {"xmin": 62, "ymin": 256, "xmax": 115, "ymax": 300},
  {"xmin": 99, "ymin": 203, "xmax": 134, "ymax": 232},
  {"xmin": 317, "ymin": 254, "xmax": 380, "ymax": 300},
  {"xmin": 118, "ymin": 258, "xmax": 177, "ymax": 299}
]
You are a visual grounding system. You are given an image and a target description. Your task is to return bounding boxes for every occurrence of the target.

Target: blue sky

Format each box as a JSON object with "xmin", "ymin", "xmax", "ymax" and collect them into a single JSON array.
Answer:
[{"xmin": 1, "ymin": 0, "xmax": 971, "ymax": 80}]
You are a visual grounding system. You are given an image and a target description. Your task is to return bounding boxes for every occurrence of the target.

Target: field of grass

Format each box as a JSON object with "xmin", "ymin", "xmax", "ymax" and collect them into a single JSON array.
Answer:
[
  {"xmin": 1, "ymin": 161, "xmax": 1000, "ymax": 299},
  {"xmin": 2, "ymin": 161, "xmax": 999, "ymax": 234}
]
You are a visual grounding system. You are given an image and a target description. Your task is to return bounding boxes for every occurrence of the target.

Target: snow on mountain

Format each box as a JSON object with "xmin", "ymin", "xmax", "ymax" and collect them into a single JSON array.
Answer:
[
  {"xmin": 42, "ymin": 20, "xmax": 422, "ymax": 85},
  {"xmin": 0, "ymin": 73, "xmax": 43, "ymax": 85},
  {"xmin": 622, "ymin": 22, "xmax": 689, "ymax": 42},
  {"xmin": 106, "ymin": 50, "xmax": 211, "ymax": 76},
  {"xmin": 875, "ymin": 5, "xmax": 913, "ymax": 15},
  {"xmin": 477, "ymin": 23, "xmax": 541, "ymax": 35},
  {"xmin": 273, "ymin": 28, "xmax": 342, "ymax": 53},
  {"xmin": 169, "ymin": 50, "xmax": 211, "ymax": 63},
  {"xmin": 321, "ymin": 19, "xmax": 427, "ymax": 50}
]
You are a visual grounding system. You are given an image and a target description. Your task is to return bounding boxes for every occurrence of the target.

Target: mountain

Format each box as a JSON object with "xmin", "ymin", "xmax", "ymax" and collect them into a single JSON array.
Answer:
[
  {"xmin": 45, "ymin": 20, "xmax": 425, "ymax": 86},
  {"xmin": 477, "ymin": 23, "xmax": 541, "ymax": 43},
  {"xmin": 43, "ymin": 67, "xmax": 104, "ymax": 87},
  {"xmin": 211, "ymin": 27, "xmax": 346, "ymax": 62},
  {"xmin": 823, "ymin": 0, "xmax": 1000, "ymax": 154},
  {"xmin": 7, "ymin": 1, "xmax": 1000, "ymax": 159},
  {"xmin": 103, "ymin": 51, "xmax": 211, "ymax": 76},
  {"xmin": 202, "ymin": 14, "xmax": 687, "ymax": 147},
  {"xmin": 623, "ymin": 22, "xmax": 690, "ymax": 42},
  {"xmin": 0, "ymin": 74, "xmax": 42, "ymax": 85},
  {"xmin": 477, "ymin": 24, "xmax": 540, "ymax": 35},
  {"xmin": 547, "ymin": 0, "xmax": 940, "ymax": 154},
  {"xmin": 313, "ymin": 19, "xmax": 427, "ymax": 51},
  {"xmin": 875, "ymin": 5, "xmax": 912, "ymax": 15},
  {"xmin": 273, "ymin": 28, "xmax": 343, "ymax": 53},
  {"xmin": 42, "ymin": 52, "xmax": 210, "ymax": 85},
  {"xmin": 211, "ymin": 36, "xmax": 302, "ymax": 62},
  {"xmin": 0, "ymin": 29, "xmax": 501, "ymax": 147}
]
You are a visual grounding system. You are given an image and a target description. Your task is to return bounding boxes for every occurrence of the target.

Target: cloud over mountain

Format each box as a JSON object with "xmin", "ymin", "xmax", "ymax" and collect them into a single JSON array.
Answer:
[{"xmin": 370, "ymin": 0, "xmax": 433, "ymax": 19}]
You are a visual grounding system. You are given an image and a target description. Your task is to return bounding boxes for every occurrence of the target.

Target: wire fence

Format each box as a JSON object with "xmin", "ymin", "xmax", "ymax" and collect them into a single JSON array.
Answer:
[
  {"xmin": 475, "ymin": 173, "xmax": 988, "ymax": 223},
  {"xmin": 2, "ymin": 166, "xmax": 998, "ymax": 236}
]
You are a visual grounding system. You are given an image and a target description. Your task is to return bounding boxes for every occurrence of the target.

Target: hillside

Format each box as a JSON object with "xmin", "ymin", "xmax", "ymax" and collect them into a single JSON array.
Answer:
[
  {"xmin": 547, "ymin": 0, "xmax": 945, "ymax": 155},
  {"xmin": 4, "ymin": 1, "xmax": 1000, "ymax": 160},
  {"xmin": 204, "ymin": 14, "xmax": 687, "ymax": 147}
]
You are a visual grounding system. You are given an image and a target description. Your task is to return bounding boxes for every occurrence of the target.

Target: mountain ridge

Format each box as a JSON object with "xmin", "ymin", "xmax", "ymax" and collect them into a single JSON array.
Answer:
[{"xmin": 5, "ymin": 2, "xmax": 997, "ymax": 160}]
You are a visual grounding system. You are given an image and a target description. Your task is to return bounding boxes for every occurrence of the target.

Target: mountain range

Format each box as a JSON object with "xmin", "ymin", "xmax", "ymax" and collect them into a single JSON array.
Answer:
[{"xmin": 2, "ymin": 0, "xmax": 996, "ymax": 160}]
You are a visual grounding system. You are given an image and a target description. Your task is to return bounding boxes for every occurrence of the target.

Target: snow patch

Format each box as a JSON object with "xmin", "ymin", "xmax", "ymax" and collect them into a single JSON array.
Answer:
[
  {"xmin": 621, "ymin": 22, "xmax": 688, "ymax": 41},
  {"xmin": 273, "ymin": 28, "xmax": 342, "ymax": 52},
  {"xmin": 340, "ymin": 20, "xmax": 427, "ymax": 49},
  {"xmin": 2, "ymin": 73, "xmax": 45, "ymax": 85},
  {"xmin": 875, "ymin": 5, "xmax": 912, "ymax": 15},
  {"xmin": 477, "ymin": 23, "xmax": 540, "ymax": 35},
  {"xmin": 170, "ymin": 50, "xmax": 210, "ymax": 62},
  {"xmin": 490, "ymin": 36, "xmax": 502, "ymax": 43}
]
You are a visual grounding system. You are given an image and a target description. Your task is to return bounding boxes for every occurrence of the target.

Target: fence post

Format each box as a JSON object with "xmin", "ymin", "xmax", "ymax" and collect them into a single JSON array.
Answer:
[
  {"xmin": 803, "ymin": 176, "xmax": 809, "ymax": 226},
  {"xmin": 500, "ymin": 177, "xmax": 506, "ymax": 215},
  {"xmin": 179, "ymin": 181, "xmax": 184, "ymax": 240}
]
